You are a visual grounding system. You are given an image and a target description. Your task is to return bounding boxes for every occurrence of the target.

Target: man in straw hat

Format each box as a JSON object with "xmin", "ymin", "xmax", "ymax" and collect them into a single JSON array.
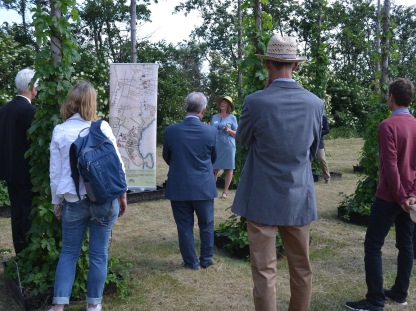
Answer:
[
  {"xmin": 345, "ymin": 78, "xmax": 416, "ymax": 311},
  {"xmin": 231, "ymin": 35, "xmax": 324, "ymax": 311}
]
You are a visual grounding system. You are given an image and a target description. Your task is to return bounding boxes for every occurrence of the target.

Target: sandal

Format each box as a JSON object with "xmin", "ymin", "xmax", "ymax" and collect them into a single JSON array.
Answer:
[{"xmin": 221, "ymin": 192, "xmax": 227, "ymax": 199}]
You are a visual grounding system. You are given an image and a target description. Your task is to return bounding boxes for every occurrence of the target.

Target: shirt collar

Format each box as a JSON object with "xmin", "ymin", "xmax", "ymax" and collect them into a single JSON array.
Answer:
[
  {"xmin": 273, "ymin": 78, "xmax": 296, "ymax": 83},
  {"xmin": 392, "ymin": 108, "xmax": 411, "ymax": 116},
  {"xmin": 16, "ymin": 94, "xmax": 31, "ymax": 103},
  {"xmin": 185, "ymin": 115, "xmax": 200, "ymax": 120}
]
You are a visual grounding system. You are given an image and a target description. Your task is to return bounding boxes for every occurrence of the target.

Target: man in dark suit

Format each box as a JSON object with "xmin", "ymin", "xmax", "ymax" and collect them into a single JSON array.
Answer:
[
  {"xmin": 163, "ymin": 92, "xmax": 218, "ymax": 270},
  {"xmin": 232, "ymin": 35, "xmax": 324, "ymax": 311},
  {"xmin": 0, "ymin": 68, "xmax": 38, "ymax": 254}
]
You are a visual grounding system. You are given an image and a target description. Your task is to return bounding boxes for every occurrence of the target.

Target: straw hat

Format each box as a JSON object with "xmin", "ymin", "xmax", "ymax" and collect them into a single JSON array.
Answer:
[
  {"xmin": 215, "ymin": 95, "xmax": 234, "ymax": 112},
  {"xmin": 256, "ymin": 35, "xmax": 307, "ymax": 63}
]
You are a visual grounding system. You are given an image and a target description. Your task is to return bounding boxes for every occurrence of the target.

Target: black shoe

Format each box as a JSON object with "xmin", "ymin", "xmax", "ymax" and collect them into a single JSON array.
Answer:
[
  {"xmin": 181, "ymin": 262, "xmax": 198, "ymax": 270},
  {"xmin": 384, "ymin": 289, "xmax": 408, "ymax": 306},
  {"xmin": 345, "ymin": 299, "xmax": 383, "ymax": 311},
  {"xmin": 200, "ymin": 261, "xmax": 213, "ymax": 269}
]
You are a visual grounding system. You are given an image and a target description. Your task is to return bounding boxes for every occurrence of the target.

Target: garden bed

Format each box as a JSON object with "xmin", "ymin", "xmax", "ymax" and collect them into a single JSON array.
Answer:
[
  {"xmin": 214, "ymin": 234, "xmax": 285, "ymax": 260},
  {"xmin": 126, "ymin": 185, "xmax": 165, "ymax": 203},
  {"xmin": 337, "ymin": 206, "xmax": 369, "ymax": 226},
  {"xmin": 313, "ymin": 172, "xmax": 342, "ymax": 182},
  {"xmin": 3, "ymin": 261, "xmax": 52, "ymax": 311}
]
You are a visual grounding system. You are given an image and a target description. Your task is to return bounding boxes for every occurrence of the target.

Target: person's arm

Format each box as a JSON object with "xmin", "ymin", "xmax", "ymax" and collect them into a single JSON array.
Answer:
[
  {"xmin": 378, "ymin": 123, "xmax": 408, "ymax": 205},
  {"xmin": 322, "ymin": 115, "xmax": 329, "ymax": 136},
  {"xmin": 310, "ymin": 110, "xmax": 324, "ymax": 160},
  {"xmin": 118, "ymin": 192, "xmax": 127, "ymax": 217},
  {"xmin": 224, "ymin": 115, "xmax": 238, "ymax": 137},
  {"xmin": 162, "ymin": 129, "xmax": 171, "ymax": 165},
  {"xmin": 50, "ymin": 127, "xmax": 63, "ymax": 205}
]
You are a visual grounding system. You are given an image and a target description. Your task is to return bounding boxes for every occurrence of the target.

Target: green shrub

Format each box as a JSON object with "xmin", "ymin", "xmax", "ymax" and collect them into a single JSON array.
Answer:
[{"xmin": 0, "ymin": 181, "xmax": 10, "ymax": 207}]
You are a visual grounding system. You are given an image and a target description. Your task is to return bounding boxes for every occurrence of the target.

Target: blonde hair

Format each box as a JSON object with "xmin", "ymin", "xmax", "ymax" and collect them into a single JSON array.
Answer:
[{"xmin": 60, "ymin": 81, "xmax": 99, "ymax": 121}]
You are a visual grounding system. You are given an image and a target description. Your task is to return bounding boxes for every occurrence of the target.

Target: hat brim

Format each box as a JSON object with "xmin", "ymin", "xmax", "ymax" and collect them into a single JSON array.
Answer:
[
  {"xmin": 256, "ymin": 54, "xmax": 307, "ymax": 62},
  {"xmin": 215, "ymin": 97, "xmax": 234, "ymax": 112}
]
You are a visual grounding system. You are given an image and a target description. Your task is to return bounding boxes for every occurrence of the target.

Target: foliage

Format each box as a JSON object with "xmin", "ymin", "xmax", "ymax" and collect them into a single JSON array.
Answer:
[
  {"xmin": 340, "ymin": 95, "xmax": 389, "ymax": 217},
  {"xmin": 214, "ymin": 212, "xmax": 283, "ymax": 259},
  {"xmin": 0, "ymin": 25, "xmax": 35, "ymax": 105},
  {"xmin": 0, "ymin": 181, "xmax": 10, "ymax": 207},
  {"xmin": 327, "ymin": 126, "xmax": 361, "ymax": 139},
  {"xmin": 5, "ymin": 0, "xmax": 131, "ymax": 300}
]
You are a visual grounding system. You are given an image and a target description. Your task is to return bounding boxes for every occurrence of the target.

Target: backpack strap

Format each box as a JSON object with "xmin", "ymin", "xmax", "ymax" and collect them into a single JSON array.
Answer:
[
  {"xmin": 69, "ymin": 143, "xmax": 82, "ymax": 201},
  {"xmin": 69, "ymin": 121, "xmax": 100, "ymax": 201}
]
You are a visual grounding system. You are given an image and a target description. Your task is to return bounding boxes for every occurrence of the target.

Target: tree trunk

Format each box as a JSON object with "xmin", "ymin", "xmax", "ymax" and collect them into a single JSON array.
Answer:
[
  {"xmin": 50, "ymin": 0, "xmax": 62, "ymax": 64},
  {"xmin": 131, "ymin": 0, "xmax": 137, "ymax": 63},
  {"xmin": 254, "ymin": 0, "xmax": 262, "ymax": 55},
  {"xmin": 374, "ymin": 0, "xmax": 381, "ymax": 93},
  {"xmin": 237, "ymin": 0, "xmax": 242, "ymax": 100},
  {"xmin": 380, "ymin": 0, "xmax": 390, "ymax": 99}
]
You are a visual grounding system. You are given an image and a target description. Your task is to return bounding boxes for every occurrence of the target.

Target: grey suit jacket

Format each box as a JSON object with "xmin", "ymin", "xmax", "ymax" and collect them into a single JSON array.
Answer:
[
  {"xmin": 163, "ymin": 117, "xmax": 218, "ymax": 201},
  {"xmin": 231, "ymin": 80, "xmax": 324, "ymax": 226}
]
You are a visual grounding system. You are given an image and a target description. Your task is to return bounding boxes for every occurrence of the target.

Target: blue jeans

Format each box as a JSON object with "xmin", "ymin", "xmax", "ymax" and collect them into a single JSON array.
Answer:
[
  {"xmin": 170, "ymin": 200, "xmax": 214, "ymax": 269},
  {"xmin": 52, "ymin": 197, "xmax": 119, "ymax": 305},
  {"xmin": 365, "ymin": 198, "xmax": 414, "ymax": 307}
]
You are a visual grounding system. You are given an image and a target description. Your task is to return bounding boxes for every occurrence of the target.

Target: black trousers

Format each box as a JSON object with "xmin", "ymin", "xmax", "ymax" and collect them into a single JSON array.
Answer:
[{"xmin": 6, "ymin": 182, "xmax": 36, "ymax": 254}]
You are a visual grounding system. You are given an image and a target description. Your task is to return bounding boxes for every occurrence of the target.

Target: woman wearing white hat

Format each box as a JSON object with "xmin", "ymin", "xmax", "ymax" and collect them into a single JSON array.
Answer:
[{"xmin": 210, "ymin": 95, "xmax": 238, "ymax": 199}]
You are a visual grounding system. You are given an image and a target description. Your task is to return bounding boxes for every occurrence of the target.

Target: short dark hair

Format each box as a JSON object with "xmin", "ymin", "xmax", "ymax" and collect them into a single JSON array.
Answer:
[
  {"xmin": 389, "ymin": 78, "xmax": 414, "ymax": 107},
  {"xmin": 269, "ymin": 61, "xmax": 294, "ymax": 71}
]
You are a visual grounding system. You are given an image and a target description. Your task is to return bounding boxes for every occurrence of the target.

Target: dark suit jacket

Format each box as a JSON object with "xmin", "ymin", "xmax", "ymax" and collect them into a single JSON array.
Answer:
[
  {"xmin": 163, "ymin": 116, "xmax": 218, "ymax": 201},
  {"xmin": 0, "ymin": 96, "xmax": 36, "ymax": 184},
  {"xmin": 319, "ymin": 115, "xmax": 329, "ymax": 149}
]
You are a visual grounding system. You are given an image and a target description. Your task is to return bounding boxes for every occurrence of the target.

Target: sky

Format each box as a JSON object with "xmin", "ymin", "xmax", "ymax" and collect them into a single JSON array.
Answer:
[
  {"xmin": 0, "ymin": 0, "xmax": 414, "ymax": 44},
  {"xmin": 0, "ymin": 0, "xmax": 200, "ymax": 44}
]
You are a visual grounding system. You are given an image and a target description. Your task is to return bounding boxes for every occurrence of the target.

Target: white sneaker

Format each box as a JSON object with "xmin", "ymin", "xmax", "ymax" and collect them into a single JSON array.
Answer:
[{"xmin": 87, "ymin": 304, "xmax": 102, "ymax": 311}]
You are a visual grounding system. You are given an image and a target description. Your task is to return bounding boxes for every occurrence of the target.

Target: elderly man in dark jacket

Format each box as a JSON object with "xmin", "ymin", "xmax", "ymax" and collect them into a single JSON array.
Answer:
[{"xmin": 0, "ymin": 68, "xmax": 38, "ymax": 254}]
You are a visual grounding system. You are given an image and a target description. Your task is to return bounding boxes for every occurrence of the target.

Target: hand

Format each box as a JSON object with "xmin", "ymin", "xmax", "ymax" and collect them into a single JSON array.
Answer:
[
  {"xmin": 118, "ymin": 192, "xmax": 127, "ymax": 217},
  {"xmin": 54, "ymin": 203, "xmax": 63, "ymax": 219},
  {"xmin": 401, "ymin": 196, "xmax": 416, "ymax": 213}
]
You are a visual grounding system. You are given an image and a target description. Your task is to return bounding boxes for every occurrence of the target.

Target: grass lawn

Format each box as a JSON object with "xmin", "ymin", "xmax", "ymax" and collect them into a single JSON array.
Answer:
[{"xmin": 1, "ymin": 137, "xmax": 415, "ymax": 310}]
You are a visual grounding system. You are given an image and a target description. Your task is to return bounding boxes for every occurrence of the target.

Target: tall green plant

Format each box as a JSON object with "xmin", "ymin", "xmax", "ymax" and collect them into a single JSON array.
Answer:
[
  {"xmin": 340, "ymin": 95, "xmax": 388, "ymax": 217},
  {"xmin": 6, "ymin": 0, "xmax": 131, "ymax": 300}
]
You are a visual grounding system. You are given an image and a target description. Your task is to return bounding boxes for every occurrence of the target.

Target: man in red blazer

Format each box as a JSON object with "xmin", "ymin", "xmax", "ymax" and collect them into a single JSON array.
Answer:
[{"xmin": 0, "ymin": 68, "xmax": 38, "ymax": 254}]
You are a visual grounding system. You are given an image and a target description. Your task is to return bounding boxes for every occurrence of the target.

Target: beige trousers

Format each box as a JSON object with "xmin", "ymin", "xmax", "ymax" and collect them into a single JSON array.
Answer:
[{"xmin": 247, "ymin": 220, "xmax": 312, "ymax": 311}]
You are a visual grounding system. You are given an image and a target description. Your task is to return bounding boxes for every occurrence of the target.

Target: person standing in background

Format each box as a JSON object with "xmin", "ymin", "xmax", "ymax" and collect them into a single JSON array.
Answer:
[
  {"xmin": 0, "ymin": 68, "xmax": 38, "ymax": 254},
  {"xmin": 48, "ymin": 81, "xmax": 127, "ymax": 311},
  {"xmin": 210, "ymin": 95, "xmax": 238, "ymax": 199},
  {"xmin": 346, "ymin": 78, "xmax": 416, "ymax": 311},
  {"xmin": 231, "ymin": 35, "xmax": 324, "ymax": 311},
  {"xmin": 316, "ymin": 114, "xmax": 331, "ymax": 183},
  {"xmin": 163, "ymin": 92, "xmax": 218, "ymax": 270}
]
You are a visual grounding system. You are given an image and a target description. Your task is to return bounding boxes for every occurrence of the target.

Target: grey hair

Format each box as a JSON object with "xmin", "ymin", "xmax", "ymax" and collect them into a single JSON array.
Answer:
[
  {"xmin": 15, "ymin": 68, "xmax": 36, "ymax": 92},
  {"xmin": 185, "ymin": 92, "xmax": 207, "ymax": 113}
]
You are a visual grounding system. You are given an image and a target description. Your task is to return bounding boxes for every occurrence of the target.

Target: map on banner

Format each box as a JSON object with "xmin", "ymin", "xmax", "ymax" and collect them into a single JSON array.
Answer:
[{"xmin": 109, "ymin": 63, "xmax": 159, "ymax": 191}]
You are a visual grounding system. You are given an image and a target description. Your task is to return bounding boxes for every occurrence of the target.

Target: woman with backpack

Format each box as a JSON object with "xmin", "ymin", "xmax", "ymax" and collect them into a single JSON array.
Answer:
[{"xmin": 48, "ymin": 81, "xmax": 127, "ymax": 311}]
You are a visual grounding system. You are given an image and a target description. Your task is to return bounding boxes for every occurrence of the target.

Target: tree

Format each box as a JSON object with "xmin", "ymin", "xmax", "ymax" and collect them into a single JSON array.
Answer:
[{"xmin": 6, "ymin": 0, "xmax": 130, "ymax": 300}]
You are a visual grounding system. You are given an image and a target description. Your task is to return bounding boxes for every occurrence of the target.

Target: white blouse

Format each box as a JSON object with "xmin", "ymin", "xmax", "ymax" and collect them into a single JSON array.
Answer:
[{"xmin": 49, "ymin": 113, "xmax": 125, "ymax": 204}]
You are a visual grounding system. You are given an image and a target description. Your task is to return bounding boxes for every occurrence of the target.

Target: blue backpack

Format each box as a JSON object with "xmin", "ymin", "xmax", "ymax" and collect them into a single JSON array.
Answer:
[{"xmin": 69, "ymin": 120, "xmax": 127, "ymax": 204}]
